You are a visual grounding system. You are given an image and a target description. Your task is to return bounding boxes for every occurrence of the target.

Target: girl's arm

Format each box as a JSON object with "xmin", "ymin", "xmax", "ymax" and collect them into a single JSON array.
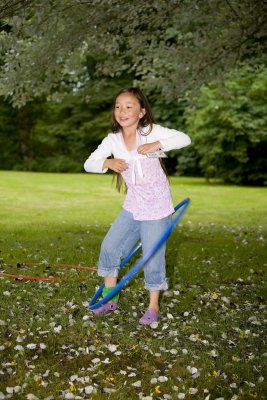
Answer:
[
  {"xmin": 84, "ymin": 136, "xmax": 113, "ymax": 173},
  {"xmin": 154, "ymin": 125, "xmax": 191, "ymax": 152},
  {"xmin": 137, "ymin": 125, "xmax": 191, "ymax": 154},
  {"xmin": 84, "ymin": 135, "xmax": 128, "ymax": 173}
]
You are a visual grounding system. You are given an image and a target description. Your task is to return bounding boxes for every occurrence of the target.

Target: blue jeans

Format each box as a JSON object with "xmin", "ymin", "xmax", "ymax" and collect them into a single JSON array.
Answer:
[{"xmin": 98, "ymin": 209, "xmax": 172, "ymax": 291}]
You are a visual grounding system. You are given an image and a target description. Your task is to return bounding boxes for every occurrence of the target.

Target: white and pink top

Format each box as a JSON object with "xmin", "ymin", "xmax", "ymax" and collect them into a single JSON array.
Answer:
[{"xmin": 84, "ymin": 124, "xmax": 191, "ymax": 221}]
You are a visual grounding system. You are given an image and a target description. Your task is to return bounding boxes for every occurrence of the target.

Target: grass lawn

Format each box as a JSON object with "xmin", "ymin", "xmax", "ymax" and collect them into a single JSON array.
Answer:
[{"xmin": 0, "ymin": 171, "xmax": 266, "ymax": 400}]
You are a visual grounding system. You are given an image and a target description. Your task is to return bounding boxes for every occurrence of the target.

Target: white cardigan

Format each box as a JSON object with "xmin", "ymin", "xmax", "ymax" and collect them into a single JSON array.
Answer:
[{"xmin": 84, "ymin": 124, "xmax": 191, "ymax": 174}]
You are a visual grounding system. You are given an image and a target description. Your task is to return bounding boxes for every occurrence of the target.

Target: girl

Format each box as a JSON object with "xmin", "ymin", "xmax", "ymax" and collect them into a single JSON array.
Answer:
[{"xmin": 84, "ymin": 87, "xmax": 191, "ymax": 325}]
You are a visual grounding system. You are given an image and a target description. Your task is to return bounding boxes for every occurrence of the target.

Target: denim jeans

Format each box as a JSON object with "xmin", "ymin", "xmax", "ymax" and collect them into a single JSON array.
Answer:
[{"xmin": 98, "ymin": 208, "xmax": 172, "ymax": 291}]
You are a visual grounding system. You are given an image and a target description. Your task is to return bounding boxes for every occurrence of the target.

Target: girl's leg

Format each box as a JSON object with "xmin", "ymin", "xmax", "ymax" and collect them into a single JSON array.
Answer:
[
  {"xmin": 93, "ymin": 209, "xmax": 140, "ymax": 314},
  {"xmin": 139, "ymin": 215, "xmax": 172, "ymax": 322},
  {"xmin": 104, "ymin": 276, "xmax": 118, "ymax": 288},
  {"xmin": 148, "ymin": 290, "xmax": 160, "ymax": 313},
  {"xmin": 98, "ymin": 209, "xmax": 140, "ymax": 279}
]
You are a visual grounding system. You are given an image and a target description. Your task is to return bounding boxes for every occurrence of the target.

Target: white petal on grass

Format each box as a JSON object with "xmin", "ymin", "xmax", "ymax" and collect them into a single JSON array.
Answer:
[
  {"xmin": 221, "ymin": 296, "xmax": 230, "ymax": 304},
  {"xmin": 189, "ymin": 387, "xmax": 198, "ymax": 395},
  {"xmin": 209, "ymin": 350, "xmax": 218, "ymax": 358},
  {"xmin": 16, "ymin": 335, "xmax": 25, "ymax": 342},
  {"xmin": 167, "ymin": 313, "xmax": 174, "ymax": 319},
  {"xmin": 3, "ymin": 291, "xmax": 11, "ymax": 296},
  {"xmin": 64, "ymin": 393, "xmax": 75, "ymax": 399},
  {"xmin": 26, "ymin": 343, "xmax": 37, "ymax": 350},
  {"xmin": 26, "ymin": 394, "xmax": 39, "ymax": 400},
  {"xmin": 187, "ymin": 366, "xmax": 198, "ymax": 375},
  {"xmin": 158, "ymin": 376, "xmax": 168, "ymax": 382},
  {"xmin": 53, "ymin": 325, "xmax": 62, "ymax": 333},
  {"xmin": 103, "ymin": 388, "xmax": 115, "ymax": 393},
  {"xmin": 14, "ymin": 345, "xmax": 24, "ymax": 351},
  {"xmin": 189, "ymin": 334, "xmax": 198, "ymax": 342},
  {"xmin": 108, "ymin": 344, "xmax": 117, "ymax": 352},
  {"xmin": 150, "ymin": 321, "xmax": 158, "ymax": 329},
  {"xmin": 102, "ymin": 358, "xmax": 111, "ymax": 364},
  {"xmin": 132, "ymin": 380, "xmax": 142, "ymax": 387},
  {"xmin": 84, "ymin": 386, "xmax": 94, "ymax": 394},
  {"xmin": 150, "ymin": 378, "xmax": 158, "ymax": 384},
  {"xmin": 177, "ymin": 394, "xmax": 185, "ymax": 399},
  {"xmin": 184, "ymin": 312, "xmax": 189, "ymax": 317},
  {"xmin": 91, "ymin": 358, "xmax": 101, "ymax": 364}
]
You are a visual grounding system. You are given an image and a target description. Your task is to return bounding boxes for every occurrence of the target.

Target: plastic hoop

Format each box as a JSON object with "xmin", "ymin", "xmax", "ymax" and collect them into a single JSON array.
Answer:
[{"xmin": 89, "ymin": 198, "xmax": 190, "ymax": 310}]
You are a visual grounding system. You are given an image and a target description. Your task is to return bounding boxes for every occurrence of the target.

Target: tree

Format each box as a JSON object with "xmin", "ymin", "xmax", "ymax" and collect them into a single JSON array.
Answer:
[
  {"xmin": 0, "ymin": 0, "xmax": 266, "ymax": 106},
  {"xmin": 183, "ymin": 64, "xmax": 267, "ymax": 185}
]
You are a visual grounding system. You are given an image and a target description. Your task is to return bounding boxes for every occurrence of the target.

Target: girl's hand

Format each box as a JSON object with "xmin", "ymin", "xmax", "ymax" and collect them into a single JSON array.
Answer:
[
  {"xmin": 103, "ymin": 159, "xmax": 128, "ymax": 173},
  {"xmin": 137, "ymin": 141, "xmax": 162, "ymax": 155}
]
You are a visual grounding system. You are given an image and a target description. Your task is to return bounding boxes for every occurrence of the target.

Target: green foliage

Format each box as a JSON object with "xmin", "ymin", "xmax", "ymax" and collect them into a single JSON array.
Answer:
[
  {"xmin": 183, "ymin": 64, "xmax": 267, "ymax": 185},
  {"xmin": 0, "ymin": 0, "xmax": 266, "ymax": 106},
  {"xmin": 0, "ymin": 98, "xmax": 19, "ymax": 168},
  {"xmin": 0, "ymin": 79, "xmax": 133, "ymax": 172}
]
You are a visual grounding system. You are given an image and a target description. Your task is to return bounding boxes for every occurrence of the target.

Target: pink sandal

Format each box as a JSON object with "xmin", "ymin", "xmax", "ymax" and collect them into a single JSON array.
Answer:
[
  {"xmin": 139, "ymin": 309, "xmax": 160, "ymax": 325},
  {"xmin": 92, "ymin": 301, "xmax": 118, "ymax": 315}
]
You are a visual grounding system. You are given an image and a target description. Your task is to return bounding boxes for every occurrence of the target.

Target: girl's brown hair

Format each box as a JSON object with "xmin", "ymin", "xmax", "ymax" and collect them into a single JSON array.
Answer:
[{"xmin": 110, "ymin": 87, "xmax": 167, "ymax": 191}]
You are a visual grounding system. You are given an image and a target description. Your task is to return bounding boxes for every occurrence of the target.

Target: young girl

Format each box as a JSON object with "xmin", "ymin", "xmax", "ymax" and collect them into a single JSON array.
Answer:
[{"xmin": 84, "ymin": 87, "xmax": 191, "ymax": 325}]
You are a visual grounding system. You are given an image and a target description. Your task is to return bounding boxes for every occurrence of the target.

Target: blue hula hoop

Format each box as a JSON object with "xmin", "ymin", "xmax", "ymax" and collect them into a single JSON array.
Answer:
[{"xmin": 89, "ymin": 197, "xmax": 190, "ymax": 310}]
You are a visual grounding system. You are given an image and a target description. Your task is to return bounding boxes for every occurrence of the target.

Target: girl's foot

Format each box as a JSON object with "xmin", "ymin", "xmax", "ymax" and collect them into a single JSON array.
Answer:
[
  {"xmin": 92, "ymin": 301, "xmax": 118, "ymax": 315},
  {"xmin": 139, "ymin": 309, "xmax": 160, "ymax": 325}
]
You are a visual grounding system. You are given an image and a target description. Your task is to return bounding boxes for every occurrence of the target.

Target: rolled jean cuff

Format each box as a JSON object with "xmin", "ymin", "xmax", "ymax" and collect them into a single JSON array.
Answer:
[
  {"xmin": 98, "ymin": 267, "xmax": 119, "ymax": 278},
  {"xmin": 144, "ymin": 280, "xmax": 168, "ymax": 291}
]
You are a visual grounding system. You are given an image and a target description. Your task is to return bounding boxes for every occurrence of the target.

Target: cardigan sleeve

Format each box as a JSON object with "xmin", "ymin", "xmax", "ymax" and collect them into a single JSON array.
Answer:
[
  {"xmin": 84, "ymin": 135, "xmax": 113, "ymax": 173},
  {"xmin": 153, "ymin": 125, "xmax": 191, "ymax": 151}
]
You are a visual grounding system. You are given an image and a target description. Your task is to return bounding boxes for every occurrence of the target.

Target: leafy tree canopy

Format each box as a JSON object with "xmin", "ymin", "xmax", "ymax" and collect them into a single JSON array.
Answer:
[
  {"xmin": 184, "ymin": 64, "xmax": 267, "ymax": 185},
  {"xmin": 0, "ymin": 0, "xmax": 266, "ymax": 106}
]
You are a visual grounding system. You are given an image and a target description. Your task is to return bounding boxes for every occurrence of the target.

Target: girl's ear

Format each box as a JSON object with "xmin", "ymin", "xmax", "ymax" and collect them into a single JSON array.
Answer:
[{"xmin": 139, "ymin": 108, "xmax": 146, "ymax": 118}]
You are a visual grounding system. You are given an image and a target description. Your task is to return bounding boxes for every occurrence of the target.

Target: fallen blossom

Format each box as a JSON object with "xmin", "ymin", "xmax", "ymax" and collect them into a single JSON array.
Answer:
[
  {"xmin": 107, "ymin": 344, "xmax": 117, "ymax": 352},
  {"xmin": 158, "ymin": 376, "xmax": 168, "ymax": 382},
  {"xmin": 84, "ymin": 386, "xmax": 94, "ymax": 394},
  {"xmin": 132, "ymin": 380, "xmax": 142, "ymax": 387},
  {"xmin": 189, "ymin": 387, "xmax": 198, "ymax": 395},
  {"xmin": 26, "ymin": 343, "xmax": 37, "ymax": 350}
]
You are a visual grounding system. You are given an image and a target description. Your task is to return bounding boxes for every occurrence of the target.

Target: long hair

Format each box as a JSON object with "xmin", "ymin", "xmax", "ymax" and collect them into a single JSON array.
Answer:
[{"xmin": 110, "ymin": 87, "xmax": 167, "ymax": 191}]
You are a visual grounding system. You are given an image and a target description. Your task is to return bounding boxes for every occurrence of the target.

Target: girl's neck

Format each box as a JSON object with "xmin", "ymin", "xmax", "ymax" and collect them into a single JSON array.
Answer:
[{"xmin": 122, "ymin": 126, "xmax": 137, "ymax": 137}]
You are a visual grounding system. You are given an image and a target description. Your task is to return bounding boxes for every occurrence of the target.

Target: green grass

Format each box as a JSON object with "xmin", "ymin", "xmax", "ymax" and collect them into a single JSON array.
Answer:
[{"xmin": 0, "ymin": 171, "xmax": 266, "ymax": 400}]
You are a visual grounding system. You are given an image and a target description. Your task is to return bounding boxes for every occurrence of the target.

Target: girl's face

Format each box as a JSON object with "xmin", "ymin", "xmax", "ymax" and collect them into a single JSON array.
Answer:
[{"xmin": 114, "ymin": 92, "xmax": 146, "ymax": 131}]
